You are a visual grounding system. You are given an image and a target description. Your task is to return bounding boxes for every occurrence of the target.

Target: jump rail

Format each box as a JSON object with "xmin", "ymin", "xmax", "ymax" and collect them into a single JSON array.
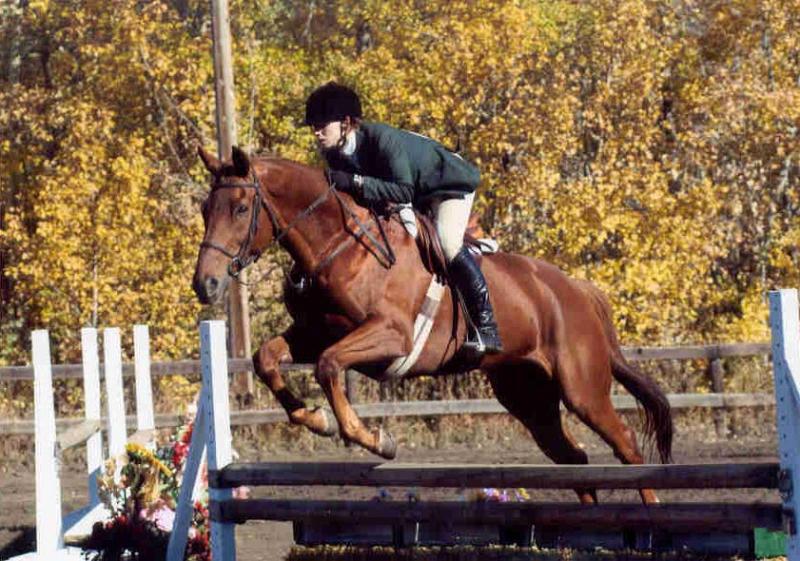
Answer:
[
  {"xmin": 208, "ymin": 461, "xmax": 780, "ymax": 489},
  {"xmin": 165, "ymin": 289, "xmax": 800, "ymax": 561}
]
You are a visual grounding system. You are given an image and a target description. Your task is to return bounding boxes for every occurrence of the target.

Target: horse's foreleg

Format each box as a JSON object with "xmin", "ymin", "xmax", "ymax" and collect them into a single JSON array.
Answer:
[
  {"xmin": 315, "ymin": 317, "xmax": 407, "ymax": 459},
  {"xmin": 253, "ymin": 333, "xmax": 336, "ymax": 437}
]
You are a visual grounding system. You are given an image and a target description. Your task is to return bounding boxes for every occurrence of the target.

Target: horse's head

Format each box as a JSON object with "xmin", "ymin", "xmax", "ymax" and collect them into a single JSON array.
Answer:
[{"xmin": 192, "ymin": 145, "xmax": 274, "ymax": 305}]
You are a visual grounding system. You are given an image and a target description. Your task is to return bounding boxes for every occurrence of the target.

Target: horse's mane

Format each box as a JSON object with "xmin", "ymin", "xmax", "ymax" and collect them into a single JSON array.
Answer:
[
  {"xmin": 252, "ymin": 154, "xmax": 327, "ymax": 183},
  {"xmin": 210, "ymin": 148, "xmax": 318, "ymax": 175}
]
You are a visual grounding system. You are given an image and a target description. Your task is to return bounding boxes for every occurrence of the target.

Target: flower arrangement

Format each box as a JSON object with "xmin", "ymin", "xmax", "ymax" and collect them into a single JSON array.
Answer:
[
  {"xmin": 372, "ymin": 487, "xmax": 530, "ymax": 503},
  {"xmin": 474, "ymin": 488, "xmax": 531, "ymax": 502},
  {"xmin": 82, "ymin": 422, "xmax": 211, "ymax": 561}
]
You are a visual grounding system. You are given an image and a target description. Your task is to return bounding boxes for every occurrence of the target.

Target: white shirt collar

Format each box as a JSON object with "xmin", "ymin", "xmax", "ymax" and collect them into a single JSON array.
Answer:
[{"xmin": 341, "ymin": 130, "xmax": 357, "ymax": 156}]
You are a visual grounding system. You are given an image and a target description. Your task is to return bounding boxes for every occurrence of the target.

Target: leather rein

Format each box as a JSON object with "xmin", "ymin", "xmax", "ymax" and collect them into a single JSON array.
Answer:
[{"xmin": 199, "ymin": 171, "xmax": 396, "ymax": 279}]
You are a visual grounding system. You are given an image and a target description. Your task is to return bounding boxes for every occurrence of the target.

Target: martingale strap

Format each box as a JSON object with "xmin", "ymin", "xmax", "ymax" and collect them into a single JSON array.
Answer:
[{"xmin": 329, "ymin": 185, "xmax": 397, "ymax": 269}]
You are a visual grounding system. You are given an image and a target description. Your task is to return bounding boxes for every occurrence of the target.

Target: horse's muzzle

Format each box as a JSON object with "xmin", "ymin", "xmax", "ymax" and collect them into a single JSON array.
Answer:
[{"xmin": 193, "ymin": 274, "xmax": 227, "ymax": 305}]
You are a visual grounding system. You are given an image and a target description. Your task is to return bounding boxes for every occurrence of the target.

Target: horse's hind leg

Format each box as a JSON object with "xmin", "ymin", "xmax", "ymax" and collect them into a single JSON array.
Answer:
[
  {"xmin": 557, "ymin": 355, "xmax": 659, "ymax": 504},
  {"xmin": 253, "ymin": 325, "xmax": 336, "ymax": 438},
  {"xmin": 487, "ymin": 365, "xmax": 597, "ymax": 504}
]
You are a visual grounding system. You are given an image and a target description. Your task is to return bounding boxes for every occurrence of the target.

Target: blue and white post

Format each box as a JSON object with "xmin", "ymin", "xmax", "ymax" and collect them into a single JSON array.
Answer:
[
  {"xmin": 202, "ymin": 320, "xmax": 236, "ymax": 561},
  {"xmin": 166, "ymin": 320, "xmax": 235, "ymax": 561},
  {"xmin": 769, "ymin": 289, "xmax": 800, "ymax": 561}
]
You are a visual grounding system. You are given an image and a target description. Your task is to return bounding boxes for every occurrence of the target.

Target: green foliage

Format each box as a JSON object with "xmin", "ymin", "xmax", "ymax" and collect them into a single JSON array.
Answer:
[{"xmin": 1, "ymin": 0, "xmax": 799, "ymax": 367}]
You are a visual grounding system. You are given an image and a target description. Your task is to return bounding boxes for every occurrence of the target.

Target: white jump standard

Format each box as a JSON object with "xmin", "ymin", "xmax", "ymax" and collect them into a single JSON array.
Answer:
[{"xmin": 9, "ymin": 326, "xmax": 156, "ymax": 561}]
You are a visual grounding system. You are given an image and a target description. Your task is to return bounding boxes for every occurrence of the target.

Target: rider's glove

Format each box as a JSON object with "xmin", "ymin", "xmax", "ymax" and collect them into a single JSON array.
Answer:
[{"xmin": 329, "ymin": 170, "xmax": 359, "ymax": 195}]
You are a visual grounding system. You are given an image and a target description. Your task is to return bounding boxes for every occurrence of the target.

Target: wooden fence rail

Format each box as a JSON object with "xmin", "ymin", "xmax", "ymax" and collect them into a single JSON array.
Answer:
[
  {"xmin": 0, "ymin": 342, "xmax": 776, "ymax": 437},
  {"xmin": 0, "ymin": 342, "xmax": 772, "ymax": 382},
  {"xmin": 0, "ymin": 392, "xmax": 776, "ymax": 436}
]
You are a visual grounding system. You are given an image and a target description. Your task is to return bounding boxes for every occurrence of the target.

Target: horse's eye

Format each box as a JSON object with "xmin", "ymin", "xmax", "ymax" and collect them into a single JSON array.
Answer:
[{"xmin": 235, "ymin": 204, "xmax": 249, "ymax": 216}]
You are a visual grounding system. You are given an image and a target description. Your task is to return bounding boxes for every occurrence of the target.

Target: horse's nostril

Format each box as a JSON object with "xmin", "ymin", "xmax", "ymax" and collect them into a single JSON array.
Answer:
[{"xmin": 205, "ymin": 277, "xmax": 219, "ymax": 293}]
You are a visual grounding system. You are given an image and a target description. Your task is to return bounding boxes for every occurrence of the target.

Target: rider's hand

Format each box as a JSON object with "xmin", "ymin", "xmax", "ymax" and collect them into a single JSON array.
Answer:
[{"xmin": 329, "ymin": 170, "xmax": 357, "ymax": 193}]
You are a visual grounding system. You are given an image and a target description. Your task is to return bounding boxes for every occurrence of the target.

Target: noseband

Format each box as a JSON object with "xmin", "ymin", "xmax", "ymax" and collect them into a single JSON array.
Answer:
[{"xmin": 199, "ymin": 172, "xmax": 330, "ymax": 278}]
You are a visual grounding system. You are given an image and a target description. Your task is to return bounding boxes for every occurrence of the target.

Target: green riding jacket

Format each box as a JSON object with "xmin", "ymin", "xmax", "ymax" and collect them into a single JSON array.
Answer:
[{"xmin": 323, "ymin": 122, "xmax": 480, "ymax": 206}]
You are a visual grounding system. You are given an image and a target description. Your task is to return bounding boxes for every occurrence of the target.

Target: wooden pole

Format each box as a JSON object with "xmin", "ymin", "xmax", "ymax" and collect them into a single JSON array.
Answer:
[
  {"xmin": 215, "ymin": 499, "xmax": 783, "ymax": 533},
  {"xmin": 210, "ymin": 0, "xmax": 253, "ymax": 399},
  {"xmin": 709, "ymin": 358, "xmax": 726, "ymax": 437},
  {"xmin": 209, "ymin": 461, "xmax": 780, "ymax": 490}
]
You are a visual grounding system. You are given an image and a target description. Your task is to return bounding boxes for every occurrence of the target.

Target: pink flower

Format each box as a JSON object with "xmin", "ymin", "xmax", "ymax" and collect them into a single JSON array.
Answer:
[
  {"xmin": 141, "ymin": 501, "xmax": 176, "ymax": 532},
  {"xmin": 232, "ymin": 486, "xmax": 251, "ymax": 499}
]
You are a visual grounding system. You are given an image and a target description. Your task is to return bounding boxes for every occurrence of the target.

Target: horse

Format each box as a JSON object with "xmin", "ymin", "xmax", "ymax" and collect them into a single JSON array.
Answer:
[{"xmin": 192, "ymin": 146, "xmax": 673, "ymax": 504}]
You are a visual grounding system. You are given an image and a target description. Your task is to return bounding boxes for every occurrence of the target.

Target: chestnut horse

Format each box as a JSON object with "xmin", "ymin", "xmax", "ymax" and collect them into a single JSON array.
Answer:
[{"xmin": 192, "ymin": 147, "xmax": 673, "ymax": 504}]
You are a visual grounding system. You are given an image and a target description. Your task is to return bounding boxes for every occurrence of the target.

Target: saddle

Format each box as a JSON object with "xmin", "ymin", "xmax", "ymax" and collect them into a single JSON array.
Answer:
[
  {"xmin": 284, "ymin": 205, "xmax": 499, "ymax": 377},
  {"xmin": 389, "ymin": 205, "xmax": 499, "ymax": 284}
]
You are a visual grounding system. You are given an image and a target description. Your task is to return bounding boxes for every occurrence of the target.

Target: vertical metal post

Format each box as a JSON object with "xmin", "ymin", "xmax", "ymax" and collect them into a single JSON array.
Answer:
[
  {"xmin": 768, "ymin": 289, "xmax": 800, "ymax": 561},
  {"xmin": 209, "ymin": 0, "xmax": 253, "ymax": 397}
]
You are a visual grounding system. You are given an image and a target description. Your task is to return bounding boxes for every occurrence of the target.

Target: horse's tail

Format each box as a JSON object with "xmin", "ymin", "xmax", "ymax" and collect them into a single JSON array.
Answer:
[
  {"xmin": 611, "ymin": 355, "xmax": 674, "ymax": 464},
  {"xmin": 581, "ymin": 282, "xmax": 674, "ymax": 464}
]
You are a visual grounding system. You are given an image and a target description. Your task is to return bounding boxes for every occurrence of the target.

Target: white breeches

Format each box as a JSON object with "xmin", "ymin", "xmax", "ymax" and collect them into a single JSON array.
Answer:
[{"xmin": 430, "ymin": 192, "xmax": 475, "ymax": 262}]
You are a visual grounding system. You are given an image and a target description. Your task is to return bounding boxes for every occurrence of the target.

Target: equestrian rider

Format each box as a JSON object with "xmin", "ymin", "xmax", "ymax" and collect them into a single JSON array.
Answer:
[{"xmin": 304, "ymin": 82, "xmax": 502, "ymax": 355}]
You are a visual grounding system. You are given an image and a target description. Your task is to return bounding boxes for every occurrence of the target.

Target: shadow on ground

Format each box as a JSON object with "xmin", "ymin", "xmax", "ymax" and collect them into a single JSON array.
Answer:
[{"xmin": 0, "ymin": 526, "xmax": 35, "ymax": 559}]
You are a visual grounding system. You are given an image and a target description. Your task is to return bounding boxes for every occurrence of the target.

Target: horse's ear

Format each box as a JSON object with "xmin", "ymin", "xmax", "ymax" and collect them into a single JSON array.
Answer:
[
  {"xmin": 231, "ymin": 146, "xmax": 250, "ymax": 177},
  {"xmin": 198, "ymin": 145, "xmax": 222, "ymax": 175}
]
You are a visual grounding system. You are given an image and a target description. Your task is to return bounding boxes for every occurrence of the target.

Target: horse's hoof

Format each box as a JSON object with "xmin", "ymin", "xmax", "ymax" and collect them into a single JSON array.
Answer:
[
  {"xmin": 376, "ymin": 428, "xmax": 397, "ymax": 460},
  {"xmin": 308, "ymin": 407, "xmax": 337, "ymax": 437}
]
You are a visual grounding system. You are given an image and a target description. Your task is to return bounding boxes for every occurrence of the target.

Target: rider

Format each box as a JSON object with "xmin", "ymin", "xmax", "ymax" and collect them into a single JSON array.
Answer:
[{"xmin": 304, "ymin": 81, "xmax": 502, "ymax": 355}]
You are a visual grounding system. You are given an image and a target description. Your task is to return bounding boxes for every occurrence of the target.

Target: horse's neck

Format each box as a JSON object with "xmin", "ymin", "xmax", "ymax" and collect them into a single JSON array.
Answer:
[{"xmin": 264, "ymin": 162, "xmax": 349, "ymax": 273}]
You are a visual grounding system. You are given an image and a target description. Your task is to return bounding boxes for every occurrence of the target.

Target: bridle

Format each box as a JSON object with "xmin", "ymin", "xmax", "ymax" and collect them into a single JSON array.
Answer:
[
  {"xmin": 199, "ymin": 171, "xmax": 330, "ymax": 278},
  {"xmin": 199, "ymin": 169, "xmax": 396, "ymax": 279}
]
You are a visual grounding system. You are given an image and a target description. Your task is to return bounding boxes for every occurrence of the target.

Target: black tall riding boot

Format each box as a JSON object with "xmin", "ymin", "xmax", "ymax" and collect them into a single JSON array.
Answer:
[{"xmin": 447, "ymin": 246, "xmax": 503, "ymax": 355}]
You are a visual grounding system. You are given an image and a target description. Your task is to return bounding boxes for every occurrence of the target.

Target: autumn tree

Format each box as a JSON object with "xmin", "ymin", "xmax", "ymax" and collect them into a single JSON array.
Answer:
[{"xmin": 2, "ymin": 0, "xmax": 799, "ymax": 369}]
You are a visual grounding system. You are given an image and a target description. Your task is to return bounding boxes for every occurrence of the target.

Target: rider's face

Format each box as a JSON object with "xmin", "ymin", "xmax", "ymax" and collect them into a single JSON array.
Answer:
[{"xmin": 311, "ymin": 120, "xmax": 344, "ymax": 151}]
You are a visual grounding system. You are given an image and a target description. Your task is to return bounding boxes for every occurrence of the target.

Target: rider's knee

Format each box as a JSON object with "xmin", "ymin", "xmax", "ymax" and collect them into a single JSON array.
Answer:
[{"xmin": 441, "ymin": 239, "xmax": 463, "ymax": 262}]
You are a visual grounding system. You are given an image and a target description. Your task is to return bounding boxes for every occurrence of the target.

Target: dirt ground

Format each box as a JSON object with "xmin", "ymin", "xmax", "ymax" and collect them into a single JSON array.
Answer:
[{"xmin": 0, "ymin": 424, "xmax": 781, "ymax": 561}]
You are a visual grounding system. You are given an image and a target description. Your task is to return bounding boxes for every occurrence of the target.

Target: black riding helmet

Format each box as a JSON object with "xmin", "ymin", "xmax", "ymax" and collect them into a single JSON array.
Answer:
[{"xmin": 304, "ymin": 82, "xmax": 362, "ymax": 126}]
